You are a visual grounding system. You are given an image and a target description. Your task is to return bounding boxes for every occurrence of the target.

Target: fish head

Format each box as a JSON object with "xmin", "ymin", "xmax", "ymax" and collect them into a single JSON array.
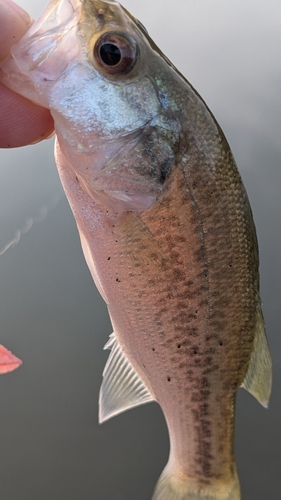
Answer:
[{"xmin": 1, "ymin": 0, "xmax": 184, "ymax": 212}]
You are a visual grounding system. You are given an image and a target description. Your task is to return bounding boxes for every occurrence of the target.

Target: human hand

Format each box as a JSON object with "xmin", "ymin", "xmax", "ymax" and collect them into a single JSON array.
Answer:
[{"xmin": 0, "ymin": 0, "xmax": 54, "ymax": 148}]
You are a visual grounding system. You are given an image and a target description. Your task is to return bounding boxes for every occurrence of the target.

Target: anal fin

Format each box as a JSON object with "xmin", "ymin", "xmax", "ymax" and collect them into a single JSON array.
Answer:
[
  {"xmin": 99, "ymin": 333, "xmax": 155, "ymax": 423},
  {"xmin": 241, "ymin": 307, "xmax": 272, "ymax": 407}
]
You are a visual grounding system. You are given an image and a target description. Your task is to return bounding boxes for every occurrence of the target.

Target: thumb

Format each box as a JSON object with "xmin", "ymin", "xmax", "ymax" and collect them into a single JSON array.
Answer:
[
  {"xmin": 0, "ymin": 1, "xmax": 54, "ymax": 147},
  {"xmin": 0, "ymin": 0, "xmax": 32, "ymax": 62}
]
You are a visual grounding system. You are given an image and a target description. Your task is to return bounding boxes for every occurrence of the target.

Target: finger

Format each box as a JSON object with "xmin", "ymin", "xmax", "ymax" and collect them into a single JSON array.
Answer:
[
  {"xmin": 0, "ymin": 0, "xmax": 54, "ymax": 147},
  {"xmin": 0, "ymin": 82, "xmax": 54, "ymax": 147},
  {"xmin": 0, "ymin": 344, "xmax": 22, "ymax": 374},
  {"xmin": 0, "ymin": 0, "xmax": 32, "ymax": 62}
]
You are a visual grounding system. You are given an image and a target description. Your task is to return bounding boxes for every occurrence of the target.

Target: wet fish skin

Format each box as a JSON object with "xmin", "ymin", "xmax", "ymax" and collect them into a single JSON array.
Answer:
[{"xmin": 0, "ymin": 1, "xmax": 272, "ymax": 499}]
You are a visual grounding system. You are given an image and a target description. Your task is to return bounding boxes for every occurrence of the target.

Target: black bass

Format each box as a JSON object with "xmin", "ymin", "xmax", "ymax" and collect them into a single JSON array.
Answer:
[{"xmin": 0, "ymin": 1, "xmax": 272, "ymax": 499}]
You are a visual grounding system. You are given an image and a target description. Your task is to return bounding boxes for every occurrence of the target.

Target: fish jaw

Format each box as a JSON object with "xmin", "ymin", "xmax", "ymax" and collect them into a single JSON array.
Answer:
[{"xmin": 0, "ymin": 0, "xmax": 82, "ymax": 107}]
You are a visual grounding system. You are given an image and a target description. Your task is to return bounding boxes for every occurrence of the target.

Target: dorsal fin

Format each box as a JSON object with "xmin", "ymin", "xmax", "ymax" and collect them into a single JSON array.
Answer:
[
  {"xmin": 241, "ymin": 307, "xmax": 272, "ymax": 407},
  {"xmin": 99, "ymin": 333, "xmax": 155, "ymax": 423}
]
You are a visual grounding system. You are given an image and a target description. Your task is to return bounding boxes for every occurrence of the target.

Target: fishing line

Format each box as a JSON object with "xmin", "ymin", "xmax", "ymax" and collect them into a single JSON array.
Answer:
[{"xmin": 0, "ymin": 193, "xmax": 62, "ymax": 256}]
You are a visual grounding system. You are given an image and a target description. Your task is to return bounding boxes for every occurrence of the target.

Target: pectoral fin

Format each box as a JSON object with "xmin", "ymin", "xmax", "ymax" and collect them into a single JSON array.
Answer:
[
  {"xmin": 99, "ymin": 333, "xmax": 155, "ymax": 423},
  {"xmin": 241, "ymin": 307, "xmax": 272, "ymax": 407}
]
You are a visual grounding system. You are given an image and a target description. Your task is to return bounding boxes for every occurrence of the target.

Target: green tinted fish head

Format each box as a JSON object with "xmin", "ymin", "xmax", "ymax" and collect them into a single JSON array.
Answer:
[{"xmin": 1, "ymin": 0, "xmax": 187, "ymax": 212}]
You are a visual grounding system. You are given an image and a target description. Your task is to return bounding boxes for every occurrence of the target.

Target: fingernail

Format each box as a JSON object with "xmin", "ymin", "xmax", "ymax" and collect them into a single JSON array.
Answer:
[{"xmin": 2, "ymin": 0, "xmax": 32, "ymax": 25}]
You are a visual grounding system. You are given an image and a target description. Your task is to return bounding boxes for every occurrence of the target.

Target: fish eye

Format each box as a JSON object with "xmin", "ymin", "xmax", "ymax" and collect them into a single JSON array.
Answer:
[{"xmin": 93, "ymin": 32, "xmax": 138, "ymax": 76}]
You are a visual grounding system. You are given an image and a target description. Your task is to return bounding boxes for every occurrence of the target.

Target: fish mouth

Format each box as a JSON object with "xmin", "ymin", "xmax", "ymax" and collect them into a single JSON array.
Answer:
[
  {"xmin": 0, "ymin": 0, "xmax": 83, "ymax": 106},
  {"xmin": 10, "ymin": 0, "xmax": 82, "ymax": 79},
  {"xmin": 0, "ymin": 0, "xmax": 132, "ymax": 106},
  {"xmin": 6, "ymin": 0, "xmax": 126, "ymax": 77}
]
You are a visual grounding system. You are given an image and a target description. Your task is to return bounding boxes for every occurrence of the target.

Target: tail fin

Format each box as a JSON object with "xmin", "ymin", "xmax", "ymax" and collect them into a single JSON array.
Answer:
[{"xmin": 152, "ymin": 464, "xmax": 240, "ymax": 500}]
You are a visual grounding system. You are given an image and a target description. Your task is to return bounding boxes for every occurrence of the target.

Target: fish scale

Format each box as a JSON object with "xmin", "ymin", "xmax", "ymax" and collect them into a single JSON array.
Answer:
[{"xmin": 0, "ymin": 1, "xmax": 272, "ymax": 499}]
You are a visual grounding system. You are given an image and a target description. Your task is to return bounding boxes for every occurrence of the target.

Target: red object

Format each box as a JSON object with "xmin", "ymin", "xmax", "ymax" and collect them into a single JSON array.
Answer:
[{"xmin": 0, "ymin": 345, "xmax": 22, "ymax": 374}]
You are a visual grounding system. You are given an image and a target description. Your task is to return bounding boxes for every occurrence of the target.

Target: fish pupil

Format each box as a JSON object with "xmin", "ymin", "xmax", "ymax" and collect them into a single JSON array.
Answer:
[
  {"xmin": 93, "ymin": 32, "xmax": 138, "ymax": 76},
  {"xmin": 100, "ymin": 44, "xmax": 121, "ymax": 66}
]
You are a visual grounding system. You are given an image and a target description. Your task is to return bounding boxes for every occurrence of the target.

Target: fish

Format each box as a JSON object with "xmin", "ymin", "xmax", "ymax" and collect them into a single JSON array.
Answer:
[{"xmin": 0, "ymin": 1, "xmax": 272, "ymax": 499}]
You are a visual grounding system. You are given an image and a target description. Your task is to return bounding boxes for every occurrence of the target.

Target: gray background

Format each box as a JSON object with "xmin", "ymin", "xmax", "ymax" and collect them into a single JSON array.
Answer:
[{"xmin": 0, "ymin": 0, "xmax": 280, "ymax": 498}]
